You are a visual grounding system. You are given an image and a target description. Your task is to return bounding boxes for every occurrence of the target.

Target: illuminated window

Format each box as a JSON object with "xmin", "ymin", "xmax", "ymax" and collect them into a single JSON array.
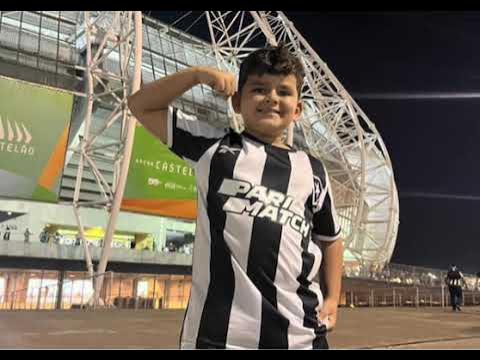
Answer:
[
  {"xmin": 137, "ymin": 280, "xmax": 148, "ymax": 298},
  {"xmin": 62, "ymin": 280, "xmax": 94, "ymax": 304},
  {"xmin": 27, "ymin": 278, "xmax": 59, "ymax": 308},
  {"xmin": 0, "ymin": 277, "xmax": 5, "ymax": 299}
]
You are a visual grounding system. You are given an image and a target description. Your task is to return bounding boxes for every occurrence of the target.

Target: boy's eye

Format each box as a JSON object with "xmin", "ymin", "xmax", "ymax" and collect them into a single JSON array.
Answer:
[{"xmin": 253, "ymin": 88, "xmax": 264, "ymax": 93}]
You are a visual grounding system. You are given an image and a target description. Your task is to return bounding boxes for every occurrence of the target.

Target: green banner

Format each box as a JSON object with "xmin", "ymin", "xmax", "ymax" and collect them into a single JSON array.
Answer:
[
  {"xmin": 0, "ymin": 76, "xmax": 73, "ymax": 202},
  {"xmin": 122, "ymin": 125, "xmax": 197, "ymax": 219}
]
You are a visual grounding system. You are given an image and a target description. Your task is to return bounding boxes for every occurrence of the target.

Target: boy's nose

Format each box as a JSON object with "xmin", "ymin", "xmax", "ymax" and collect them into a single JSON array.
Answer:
[{"xmin": 265, "ymin": 92, "xmax": 279, "ymax": 104}]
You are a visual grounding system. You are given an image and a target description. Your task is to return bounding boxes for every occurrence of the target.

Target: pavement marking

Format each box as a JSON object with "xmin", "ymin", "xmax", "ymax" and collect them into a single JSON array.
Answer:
[
  {"xmin": 361, "ymin": 335, "xmax": 480, "ymax": 349},
  {"xmin": 46, "ymin": 329, "xmax": 118, "ymax": 336}
]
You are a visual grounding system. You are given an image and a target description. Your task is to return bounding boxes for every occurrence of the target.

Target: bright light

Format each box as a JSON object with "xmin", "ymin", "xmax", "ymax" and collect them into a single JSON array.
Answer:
[
  {"xmin": 137, "ymin": 281, "xmax": 149, "ymax": 297},
  {"xmin": 0, "ymin": 278, "xmax": 5, "ymax": 297}
]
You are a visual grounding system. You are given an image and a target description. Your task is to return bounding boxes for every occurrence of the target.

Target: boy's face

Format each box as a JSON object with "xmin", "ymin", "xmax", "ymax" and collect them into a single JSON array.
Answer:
[{"xmin": 232, "ymin": 73, "xmax": 303, "ymax": 141}]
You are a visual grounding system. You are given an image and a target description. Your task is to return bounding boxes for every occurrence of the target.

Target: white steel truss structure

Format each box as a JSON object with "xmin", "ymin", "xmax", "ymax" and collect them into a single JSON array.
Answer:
[
  {"xmin": 0, "ymin": 11, "xmax": 399, "ymax": 305},
  {"xmin": 196, "ymin": 11, "xmax": 399, "ymax": 269},
  {"xmin": 67, "ymin": 11, "xmax": 142, "ymax": 304}
]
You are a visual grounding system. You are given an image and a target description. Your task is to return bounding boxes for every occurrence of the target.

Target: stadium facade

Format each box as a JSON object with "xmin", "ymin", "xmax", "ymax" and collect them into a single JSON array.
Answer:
[{"xmin": 0, "ymin": 11, "xmax": 399, "ymax": 309}]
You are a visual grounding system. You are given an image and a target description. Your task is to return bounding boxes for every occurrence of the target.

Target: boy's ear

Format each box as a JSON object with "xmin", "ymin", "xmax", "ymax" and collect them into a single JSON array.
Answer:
[
  {"xmin": 293, "ymin": 100, "xmax": 303, "ymax": 122},
  {"xmin": 231, "ymin": 92, "xmax": 241, "ymax": 113}
]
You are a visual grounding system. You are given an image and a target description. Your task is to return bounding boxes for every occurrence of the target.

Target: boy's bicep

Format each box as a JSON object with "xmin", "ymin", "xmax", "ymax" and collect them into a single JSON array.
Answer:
[
  {"xmin": 319, "ymin": 236, "xmax": 343, "ymax": 247},
  {"xmin": 135, "ymin": 108, "xmax": 169, "ymax": 144}
]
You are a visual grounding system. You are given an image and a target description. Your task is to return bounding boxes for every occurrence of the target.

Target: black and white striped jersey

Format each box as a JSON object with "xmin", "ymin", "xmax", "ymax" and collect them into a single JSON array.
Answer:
[
  {"xmin": 166, "ymin": 107, "xmax": 342, "ymax": 349},
  {"xmin": 446, "ymin": 270, "xmax": 464, "ymax": 287}
]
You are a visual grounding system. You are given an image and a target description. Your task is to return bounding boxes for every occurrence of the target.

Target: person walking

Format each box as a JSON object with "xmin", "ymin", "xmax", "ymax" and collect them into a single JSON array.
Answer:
[{"xmin": 445, "ymin": 265, "xmax": 465, "ymax": 311}]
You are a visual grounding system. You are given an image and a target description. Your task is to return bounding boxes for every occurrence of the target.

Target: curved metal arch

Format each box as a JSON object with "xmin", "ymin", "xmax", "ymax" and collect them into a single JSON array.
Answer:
[
  {"xmin": 67, "ymin": 10, "xmax": 399, "ymax": 304},
  {"xmin": 203, "ymin": 11, "xmax": 399, "ymax": 269}
]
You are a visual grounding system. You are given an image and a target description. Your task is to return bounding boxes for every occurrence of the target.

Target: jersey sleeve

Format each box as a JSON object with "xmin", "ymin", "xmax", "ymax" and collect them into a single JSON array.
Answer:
[
  {"xmin": 311, "ymin": 163, "xmax": 342, "ymax": 243},
  {"xmin": 166, "ymin": 106, "xmax": 227, "ymax": 168}
]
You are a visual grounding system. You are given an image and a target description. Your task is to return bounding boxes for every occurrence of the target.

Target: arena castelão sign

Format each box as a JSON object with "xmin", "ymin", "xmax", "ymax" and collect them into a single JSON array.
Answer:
[
  {"xmin": 122, "ymin": 124, "xmax": 197, "ymax": 220},
  {"xmin": 0, "ymin": 76, "xmax": 73, "ymax": 203}
]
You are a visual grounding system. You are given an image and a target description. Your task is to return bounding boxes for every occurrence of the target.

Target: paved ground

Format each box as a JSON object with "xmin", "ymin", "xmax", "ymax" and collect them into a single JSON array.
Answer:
[
  {"xmin": 0, "ymin": 306, "xmax": 479, "ymax": 349},
  {"xmin": 330, "ymin": 306, "xmax": 480, "ymax": 349}
]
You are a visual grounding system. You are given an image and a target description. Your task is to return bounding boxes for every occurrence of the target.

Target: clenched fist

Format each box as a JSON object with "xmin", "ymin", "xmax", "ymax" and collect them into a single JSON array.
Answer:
[
  {"xmin": 194, "ymin": 67, "xmax": 237, "ymax": 98},
  {"xmin": 318, "ymin": 297, "xmax": 338, "ymax": 331}
]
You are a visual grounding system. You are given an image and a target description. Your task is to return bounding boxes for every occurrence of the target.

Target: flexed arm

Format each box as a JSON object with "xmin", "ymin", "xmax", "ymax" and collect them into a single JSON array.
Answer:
[{"xmin": 127, "ymin": 66, "xmax": 236, "ymax": 143}]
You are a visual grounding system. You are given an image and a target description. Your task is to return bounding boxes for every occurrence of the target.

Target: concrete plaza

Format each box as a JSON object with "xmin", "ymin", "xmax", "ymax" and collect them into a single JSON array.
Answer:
[{"xmin": 0, "ymin": 306, "xmax": 479, "ymax": 349}]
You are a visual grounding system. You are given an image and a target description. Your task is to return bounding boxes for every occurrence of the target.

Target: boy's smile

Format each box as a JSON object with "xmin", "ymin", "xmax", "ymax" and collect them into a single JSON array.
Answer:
[{"xmin": 232, "ymin": 73, "xmax": 303, "ymax": 147}]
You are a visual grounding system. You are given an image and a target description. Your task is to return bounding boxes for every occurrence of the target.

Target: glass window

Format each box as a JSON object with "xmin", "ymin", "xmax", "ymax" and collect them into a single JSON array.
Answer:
[
  {"xmin": 184, "ymin": 48, "xmax": 197, "ymax": 66},
  {"xmin": 62, "ymin": 279, "xmax": 93, "ymax": 306},
  {"xmin": 27, "ymin": 278, "xmax": 59, "ymax": 309},
  {"xmin": 0, "ymin": 277, "xmax": 5, "ymax": 299},
  {"xmin": 137, "ymin": 280, "xmax": 148, "ymax": 298}
]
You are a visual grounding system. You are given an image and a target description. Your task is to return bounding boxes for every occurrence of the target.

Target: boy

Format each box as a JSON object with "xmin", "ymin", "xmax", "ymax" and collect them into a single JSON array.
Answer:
[{"xmin": 128, "ymin": 45, "xmax": 344, "ymax": 349}]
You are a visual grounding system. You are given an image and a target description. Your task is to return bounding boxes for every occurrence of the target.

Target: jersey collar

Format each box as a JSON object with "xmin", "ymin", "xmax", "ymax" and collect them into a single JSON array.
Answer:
[{"xmin": 240, "ymin": 130, "xmax": 295, "ymax": 152}]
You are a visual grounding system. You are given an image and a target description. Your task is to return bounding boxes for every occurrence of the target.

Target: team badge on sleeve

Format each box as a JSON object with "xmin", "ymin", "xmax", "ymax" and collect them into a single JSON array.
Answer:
[{"xmin": 312, "ymin": 175, "xmax": 323, "ymax": 211}]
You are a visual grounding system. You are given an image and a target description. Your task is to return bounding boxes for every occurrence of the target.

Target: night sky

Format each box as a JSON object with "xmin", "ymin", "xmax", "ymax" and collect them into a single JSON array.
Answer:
[
  {"xmin": 285, "ymin": 12, "xmax": 480, "ymax": 274},
  {"xmin": 151, "ymin": 12, "xmax": 480, "ymax": 274}
]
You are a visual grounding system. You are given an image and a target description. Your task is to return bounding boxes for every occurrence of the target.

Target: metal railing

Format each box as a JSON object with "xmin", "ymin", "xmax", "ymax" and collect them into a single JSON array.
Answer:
[
  {"xmin": 0, "ymin": 271, "xmax": 113, "ymax": 310},
  {"xmin": 344, "ymin": 262, "xmax": 480, "ymax": 291},
  {"xmin": 0, "ymin": 236, "xmax": 192, "ymax": 266},
  {"xmin": 343, "ymin": 286, "xmax": 480, "ymax": 308},
  {"xmin": 342, "ymin": 262, "xmax": 480, "ymax": 309}
]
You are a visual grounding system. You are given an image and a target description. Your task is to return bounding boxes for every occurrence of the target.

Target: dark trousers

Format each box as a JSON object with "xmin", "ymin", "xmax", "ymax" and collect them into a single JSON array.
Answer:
[{"xmin": 448, "ymin": 285, "xmax": 463, "ymax": 310}]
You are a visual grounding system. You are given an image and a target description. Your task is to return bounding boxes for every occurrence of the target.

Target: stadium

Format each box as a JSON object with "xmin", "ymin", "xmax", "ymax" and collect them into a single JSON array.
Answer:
[{"xmin": 0, "ymin": 11, "xmax": 478, "ymax": 319}]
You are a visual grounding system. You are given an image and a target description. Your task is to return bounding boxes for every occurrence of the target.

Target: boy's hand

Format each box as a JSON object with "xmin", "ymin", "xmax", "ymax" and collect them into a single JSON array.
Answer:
[
  {"xmin": 195, "ymin": 67, "xmax": 236, "ymax": 98},
  {"xmin": 318, "ymin": 297, "xmax": 339, "ymax": 331}
]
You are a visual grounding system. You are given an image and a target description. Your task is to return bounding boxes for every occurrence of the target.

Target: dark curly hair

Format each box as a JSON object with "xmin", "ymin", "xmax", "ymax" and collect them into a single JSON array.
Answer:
[{"xmin": 238, "ymin": 44, "xmax": 305, "ymax": 95}]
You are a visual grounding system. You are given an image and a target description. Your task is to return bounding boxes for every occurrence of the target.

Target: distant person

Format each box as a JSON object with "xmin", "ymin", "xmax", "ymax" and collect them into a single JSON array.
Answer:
[
  {"xmin": 24, "ymin": 228, "xmax": 32, "ymax": 243},
  {"xmin": 47, "ymin": 232, "xmax": 55, "ymax": 245},
  {"xmin": 445, "ymin": 265, "xmax": 465, "ymax": 311},
  {"xmin": 54, "ymin": 231, "xmax": 62, "ymax": 244},
  {"xmin": 3, "ymin": 226, "xmax": 11, "ymax": 241},
  {"xmin": 167, "ymin": 242, "xmax": 176, "ymax": 253},
  {"xmin": 39, "ymin": 229, "xmax": 48, "ymax": 243}
]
